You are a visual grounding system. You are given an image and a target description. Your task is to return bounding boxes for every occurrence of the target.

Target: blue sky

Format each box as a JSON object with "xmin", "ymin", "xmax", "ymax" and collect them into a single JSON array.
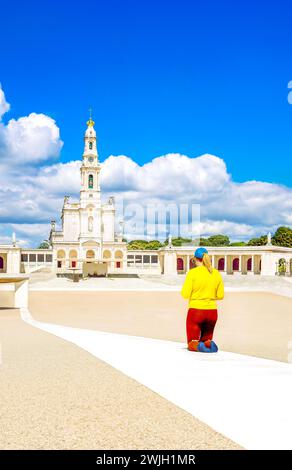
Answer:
[
  {"xmin": 1, "ymin": 0, "xmax": 292, "ymax": 184},
  {"xmin": 1, "ymin": 0, "xmax": 292, "ymax": 246}
]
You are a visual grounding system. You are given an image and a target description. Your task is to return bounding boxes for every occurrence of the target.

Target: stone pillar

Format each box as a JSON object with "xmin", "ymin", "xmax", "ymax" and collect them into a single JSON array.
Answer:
[
  {"xmin": 260, "ymin": 253, "xmax": 276, "ymax": 276},
  {"xmin": 6, "ymin": 249, "xmax": 21, "ymax": 274},
  {"xmin": 251, "ymin": 255, "xmax": 255, "ymax": 274},
  {"xmin": 285, "ymin": 258, "xmax": 290, "ymax": 276},
  {"xmin": 239, "ymin": 255, "xmax": 242, "ymax": 274},
  {"xmin": 241, "ymin": 255, "xmax": 246, "ymax": 275},
  {"xmin": 163, "ymin": 250, "xmax": 177, "ymax": 275},
  {"xmin": 65, "ymin": 250, "xmax": 70, "ymax": 270}
]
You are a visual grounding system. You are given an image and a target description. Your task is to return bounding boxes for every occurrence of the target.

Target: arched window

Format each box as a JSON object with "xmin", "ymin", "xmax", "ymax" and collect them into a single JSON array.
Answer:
[
  {"xmin": 0, "ymin": 256, "xmax": 4, "ymax": 270},
  {"xmin": 57, "ymin": 250, "xmax": 65, "ymax": 268},
  {"xmin": 88, "ymin": 174, "xmax": 93, "ymax": 189},
  {"xmin": 69, "ymin": 250, "xmax": 78, "ymax": 268},
  {"xmin": 232, "ymin": 258, "xmax": 240, "ymax": 271},
  {"xmin": 278, "ymin": 258, "xmax": 286, "ymax": 275},
  {"xmin": 86, "ymin": 250, "xmax": 95, "ymax": 259},
  {"xmin": 218, "ymin": 258, "xmax": 225, "ymax": 271},
  {"xmin": 177, "ymin": 257, "xmax": 184, "ymax": 271},
  {"xmin": 89, "ymin": 141, "xmax": 93, "ymax": 150}
]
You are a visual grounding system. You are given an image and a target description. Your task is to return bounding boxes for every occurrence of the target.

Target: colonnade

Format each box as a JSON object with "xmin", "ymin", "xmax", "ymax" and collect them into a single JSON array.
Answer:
[{"xmin": 176, "ymin": 254, "xmax": 262, "ymax": 275}]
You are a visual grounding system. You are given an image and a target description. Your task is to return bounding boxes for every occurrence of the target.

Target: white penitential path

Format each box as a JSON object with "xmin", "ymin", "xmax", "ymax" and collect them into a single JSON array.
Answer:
[{"xmin": 21, "ymin": 308, "xmax": 292, "ymax": 450}]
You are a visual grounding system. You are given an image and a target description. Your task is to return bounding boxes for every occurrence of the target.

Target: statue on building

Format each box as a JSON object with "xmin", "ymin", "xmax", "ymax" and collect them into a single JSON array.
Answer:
[
  {"xmin": 168, "ymin": 233, "xmax": 172, "ymax": 248},
  {"xmin": 267, "ymin": 232, "xmax": 272, "ymax": 246},
  {"xmin": 12, "ymin": 232, "xmax": 16, "ymax": 247},
  {"xmin": 88, "ymin": 216, "xmax": 93, "ymax": 232},
  {"xmin": 119, "ymin": 219, "xmax": 124, "ymax": 236}
]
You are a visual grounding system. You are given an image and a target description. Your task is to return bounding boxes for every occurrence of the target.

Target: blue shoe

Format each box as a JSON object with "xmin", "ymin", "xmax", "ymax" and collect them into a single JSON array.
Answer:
[
  {"xmin": 197, "ymin": 341, "xmax": 218, "ymax": 353},
  {"xmin": 210, "ymin": 341, "xmax": 218, "ymax": 353},
  {"xmin": 198, "ymin": 341, "xmax": 212, "ymax": 353}
]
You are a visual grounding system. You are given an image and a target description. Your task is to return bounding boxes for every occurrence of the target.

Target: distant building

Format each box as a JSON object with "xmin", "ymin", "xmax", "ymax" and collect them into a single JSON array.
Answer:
[
  {"xmin": 49, "ymin": 116, "xmax": 129, "ymax": 277},
  {"xmin": 1, "ymin": 119, "xmax": 292, "ymax": 277}
]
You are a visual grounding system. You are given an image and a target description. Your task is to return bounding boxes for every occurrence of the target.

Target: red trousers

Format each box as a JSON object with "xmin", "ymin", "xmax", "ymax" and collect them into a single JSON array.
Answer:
[{"xmin": 186, "ymin": 308, "xmax": 218, "ymax": 344}]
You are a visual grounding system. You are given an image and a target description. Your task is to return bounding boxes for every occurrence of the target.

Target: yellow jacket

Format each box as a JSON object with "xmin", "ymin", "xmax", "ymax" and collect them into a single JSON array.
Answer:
[{"xmin": 181, "ymin": 265, "xmax": 224, "ymax": 310}]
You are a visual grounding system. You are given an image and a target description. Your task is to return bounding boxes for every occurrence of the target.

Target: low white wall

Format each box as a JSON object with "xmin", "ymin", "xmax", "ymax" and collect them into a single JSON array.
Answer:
[{"xmin": 0, "ymin": 277, "xmax": 29, "ymax": 308}]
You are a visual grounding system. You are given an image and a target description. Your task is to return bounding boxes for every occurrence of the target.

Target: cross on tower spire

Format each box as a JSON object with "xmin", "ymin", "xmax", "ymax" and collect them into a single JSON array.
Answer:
[{"xmin": 87, "ymin": 107, "xmax": 95, "ymax": 127}]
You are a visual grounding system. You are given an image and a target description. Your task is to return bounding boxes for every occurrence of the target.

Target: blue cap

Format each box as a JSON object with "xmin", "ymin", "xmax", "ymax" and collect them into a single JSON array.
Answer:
[{"xmin": 194, "ymin": 247, "xmax": 208, "ymax": 259}]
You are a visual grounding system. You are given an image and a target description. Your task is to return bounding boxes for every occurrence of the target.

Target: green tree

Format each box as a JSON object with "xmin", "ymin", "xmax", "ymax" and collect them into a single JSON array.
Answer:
[
  {"xmin": 272, "ymin": 226, "xmax": 292, "ymax": 248},
  {"xmin": 205, "ymin": 234, "xmax": 230, "ymax": 246},
  {"xmin": 230, "ymin": 241, "xmax": 246, "ymax": 246},
  {"xmin": 247, "ymin": 226, "xmax": 292, "ymax": 247},
  {"xmin": 199, "ymin": 237, "xmax": 210, "ymax": 246},
  {"xmin": 127, "ymin": 240, "xmax": 149, "ymax": 250},
  {"xmin": 146, "ymin": 240, "xmax": 163, "ymax": 250},
  {"xmin": 247, "ymin": 236, "xmax": 267, "ymax": 246},
  {"xmin": 164, "ymin": 237, "xmax": 192, "ymax": 246},
  {"xmin": 38, "ymin": 240, "xmax": 50, "ymax": 249}
]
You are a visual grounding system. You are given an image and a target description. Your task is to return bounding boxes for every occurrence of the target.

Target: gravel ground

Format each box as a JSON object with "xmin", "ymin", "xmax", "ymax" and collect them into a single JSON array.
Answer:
[{"xmin": 0, "ymin": 309, "xmax": 241, "ymax": 450}]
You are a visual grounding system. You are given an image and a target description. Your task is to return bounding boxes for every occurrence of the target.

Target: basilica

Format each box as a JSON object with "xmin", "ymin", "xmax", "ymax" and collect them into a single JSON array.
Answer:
[{"xmin": 49, "ymin": 116, "xmax": 129, "ymax": 277}]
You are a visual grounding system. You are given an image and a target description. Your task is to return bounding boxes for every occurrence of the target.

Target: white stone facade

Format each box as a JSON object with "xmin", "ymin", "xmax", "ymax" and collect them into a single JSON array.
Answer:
[
  {"xmin": 0, "ymin": 245, "xmax": 21, "ymax": 274},
  {"xmin": 48, "ymin": 118, "xmax": 128, "ymax": 276},
  {"xmin": 161, "ymin": 245, "xmax": 292, "ymax": 276}
]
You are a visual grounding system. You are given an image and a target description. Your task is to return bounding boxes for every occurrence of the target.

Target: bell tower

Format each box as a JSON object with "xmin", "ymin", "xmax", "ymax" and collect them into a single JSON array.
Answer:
[
  {"xmin": 80, "ymin": 112, "xmax": 101, "ymax": 207},
  {"xmin": 79, "ymin": 112, "xmax": 102, "ymax": 246}
]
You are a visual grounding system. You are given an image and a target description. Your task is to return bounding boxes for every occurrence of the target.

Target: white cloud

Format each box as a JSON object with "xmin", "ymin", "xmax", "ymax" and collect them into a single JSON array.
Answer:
[
  {"xmin": 10, "ymin": 223, "xmax": 50, "ymax": 237},
  {"xmin": 0, "ymin": 84, "xmax": 10, "ymax": 119},
  {"xmin": 0, "ymin": 231, "xmax": 32, "ymax": 248},
  {"xmin": 197, "ymin": 220, "xmax": 259, "ymax": 238},
  {"xmin": 36, "ymin": 160, "xmax": 80, "ymax": 194},
  {"xmin": 0, "ymin": 113, "xmax": 63, "ymax": 164},
  {"xmin": 2, "ymin": 150, "xmax": 292, "ymax": 246},
  {"xmin": 101, "ymin": 153, "xmax": 229, "ymax": 197}
]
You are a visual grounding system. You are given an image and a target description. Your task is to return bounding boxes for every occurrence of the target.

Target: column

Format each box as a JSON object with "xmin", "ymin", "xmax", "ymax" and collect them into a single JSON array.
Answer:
[
  {"xmin": 238, "ymin": 255, "xmax": 242, "ymax": 274},
  {"xmin": 163, "ymin": 250, "xmax": 177, "ymax": 275},
  {"xmin": 285, "ymin": 258, "xmax": 290, "ymax": 276},
  {"xmin": 260, "ymin": 253, "xmax": 276, "ymax": 276},
  {"xmin": 65, "ymin": 250, "xmax": 70, "ymax": 270}
]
